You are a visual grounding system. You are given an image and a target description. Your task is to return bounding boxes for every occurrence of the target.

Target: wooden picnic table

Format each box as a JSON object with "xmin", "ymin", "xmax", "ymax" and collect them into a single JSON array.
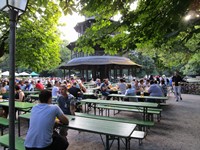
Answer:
[
  {"xmin": 0, "ymin": 101, "xmax": 35, "ymax": 110},
  {"xmin": 23, "ymin": 91, "xmax": 40, "ymax": 95},
  {"xmin": 109, "ymin": 94, "xmax": 168, "ymax": 101},
  {"xmin": 0, "ymin": 101, "xmax": 35, "ymax": 119},
  {"xmin": 81, "ymin": 99, "xmax": 158, "ymax": 121},
  {"xmin": 18, "ymin": 113, "xmax": 136, "ymax": 150}
]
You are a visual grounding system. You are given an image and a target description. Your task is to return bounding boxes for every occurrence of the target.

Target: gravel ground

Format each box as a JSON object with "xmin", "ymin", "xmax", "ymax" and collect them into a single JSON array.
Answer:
[{"xmin": 1, "ymin": 94, "xmax": 200, "ymax": 150}]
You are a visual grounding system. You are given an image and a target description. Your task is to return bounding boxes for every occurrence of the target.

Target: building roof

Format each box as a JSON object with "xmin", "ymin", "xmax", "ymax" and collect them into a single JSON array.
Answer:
[{"xmin": 59, "ymin": 56, "xmax": 142, "ymax": 69}]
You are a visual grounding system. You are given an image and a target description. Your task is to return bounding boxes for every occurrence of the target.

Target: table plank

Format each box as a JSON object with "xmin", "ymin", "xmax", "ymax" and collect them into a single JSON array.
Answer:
[
  {"xmin": 68, "ymin": 116, "xmax": 136, "ymax": 138},
  {"xmin": 18, "ymin": 113, "xmax": 136, "ymax": 150},
  {"xmin": 109, "ymin": 94, "xmax": 168, "ymax": 100},
  {"xmin": 0, "ymin": 101, "xmax": 35, "ymax": 109},
  {"xmin": 81, "ymin": 99, "xmax": 158, "ymax": 108}
]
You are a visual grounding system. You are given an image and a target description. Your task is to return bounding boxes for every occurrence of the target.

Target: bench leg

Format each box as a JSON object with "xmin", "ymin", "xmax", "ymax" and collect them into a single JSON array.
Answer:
[
  {"xmin": 117, "ymin": 137, "xmax": 120, "ymax": 150},
  {"xmin": 139, "ymin": 139, "xmax": 143, "ymax": 145},
  {"xmin": 157, "ymin": 114, "xmax": 161, "ymax": 122},
  {"xmin": 1, "ymin": 128, "xmax": 3, "ymax": 135}
]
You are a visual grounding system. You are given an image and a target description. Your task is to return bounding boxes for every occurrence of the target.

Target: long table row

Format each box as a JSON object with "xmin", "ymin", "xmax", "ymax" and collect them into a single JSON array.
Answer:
[
  {"xmin": 0, "ymin": 95, "xmax": 165, "ymax": 150},
  {"xmin": 0, "ymin": 101, "xmax": 137, "ymax": 150},
  {"xmin": 18, "ymin": 113, "xmax": 136, "ymax": 150}
]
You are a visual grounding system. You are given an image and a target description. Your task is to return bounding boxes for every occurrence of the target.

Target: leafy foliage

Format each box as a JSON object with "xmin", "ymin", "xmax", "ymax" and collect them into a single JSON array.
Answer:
[
  {"xmin": 15, "ymin": 1, "xmax": 63, "ymax": 72},
  {"xmin": 1, "ymin": 0, "xmax": 200, "ymax": 75},
  {"xmin": 129, "ymin": 51, "xmax": 158, "ymax": 77},
  {"xmin": 0, "ymin": 1, "xmax": 65, "ymax": 72},
  {"xmin": 75, "ymin": 0, "xmax": 200, "ymax": 75}
]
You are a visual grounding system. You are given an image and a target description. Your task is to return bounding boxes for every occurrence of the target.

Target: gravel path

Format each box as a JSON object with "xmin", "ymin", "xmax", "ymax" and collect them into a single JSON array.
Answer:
[
  {"xmin": 67, "ymin": 94, "xmax": 200, "ymax": 150},
  {"xmin": 0, "ymin": 94, "xmax": 199, "ymax": 150}
]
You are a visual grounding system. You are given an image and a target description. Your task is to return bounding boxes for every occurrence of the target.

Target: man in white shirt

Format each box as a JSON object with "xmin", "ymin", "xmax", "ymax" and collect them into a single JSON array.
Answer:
[{"xmin": 52, "ymin": 81, "xmax": 60, "ymax": 97}]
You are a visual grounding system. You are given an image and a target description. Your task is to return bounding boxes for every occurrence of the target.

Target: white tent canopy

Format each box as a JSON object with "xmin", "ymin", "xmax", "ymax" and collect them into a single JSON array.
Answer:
[
  {"xmin": 18, "ymin": 72, "xmax": 30, "ymax": 76},
  {"xmin": 1, "ymin": 71, "xmax": 19, "ymax": 76}
]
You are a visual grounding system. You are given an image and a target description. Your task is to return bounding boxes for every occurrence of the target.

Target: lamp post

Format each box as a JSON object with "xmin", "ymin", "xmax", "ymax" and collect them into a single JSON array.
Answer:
[{"xmin": 0, "ymin": 0, "xmax": 29, "ymax": 149}]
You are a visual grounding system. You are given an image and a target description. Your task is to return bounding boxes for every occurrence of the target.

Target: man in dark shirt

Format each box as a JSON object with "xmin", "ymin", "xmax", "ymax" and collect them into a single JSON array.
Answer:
[
  {"xmin": 172, "ymin": 72, "xmax": 183, "ymax": 101},
  {"xmin": 68, "ymin": 82, "xmax": 82, "ymax": 99}
]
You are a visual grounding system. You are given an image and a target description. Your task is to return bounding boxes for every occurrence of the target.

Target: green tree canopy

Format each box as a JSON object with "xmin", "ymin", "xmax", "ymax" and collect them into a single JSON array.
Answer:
[
  {"xmin": 75, "ymin": 0, "xmax": 200, "ymax": 75},
  {"xmin": 0, "ymin": 0, "xmax": 65, "ymax": 72},
  {"xmin": 1, "ymin": 0, "xmax": 200, "ymax": 75}
]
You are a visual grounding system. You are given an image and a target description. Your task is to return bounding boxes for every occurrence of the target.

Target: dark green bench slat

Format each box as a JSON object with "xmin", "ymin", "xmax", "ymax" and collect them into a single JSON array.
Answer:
[
  {"xmin": 96, "ymin": 104, "xmax": 162, "ymax": 111},
  {"xmin": 147, "ymin": 110, "xmax": 160, "ymax": 114},
  {"xmin": 0, "ymin": 117, "xmax": 18, "ymax": 126},
  {"xmin": 0, "ymin": 117, "xmax": 9, "ymax": 126},
  {"xmin": 0, "ymin": 134, "xmax": 25, "ymax": 150},
  {"xmin": 75, "ymin": 112, "xmax": 154, "ymax": 127},
  {"xmin": 0, "ymin": 117, "xmax": 18, "ymax": 135},
  {"xmin": 96, "ymin": 104, "xmax": 161, "ymax": 115}
]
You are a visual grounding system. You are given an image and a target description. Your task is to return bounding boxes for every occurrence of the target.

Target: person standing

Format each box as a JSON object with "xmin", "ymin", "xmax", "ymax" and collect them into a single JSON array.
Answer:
[
  {"xmin": 25, "ymin": 90, "xmax": 69, "ymax": 150},
  {"xmin": 172, "ymin": 71, "xmax": 183, "ymax": 102}
]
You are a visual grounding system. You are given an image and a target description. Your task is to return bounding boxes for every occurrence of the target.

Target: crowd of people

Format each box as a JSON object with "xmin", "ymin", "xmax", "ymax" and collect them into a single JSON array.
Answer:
[
  {"xmin": 0, "ymin": 71, "xmax": 183, "ymax": 103},
  {"xmin": 0, "ymin": 71, "xmax": 184, "ymax": 149}
]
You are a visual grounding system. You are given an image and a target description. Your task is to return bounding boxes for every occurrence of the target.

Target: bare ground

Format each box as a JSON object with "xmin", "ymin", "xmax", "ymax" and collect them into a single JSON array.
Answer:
[{"xmin": 1, "ymin": 94, "xmax": 200, "ymax": 150}]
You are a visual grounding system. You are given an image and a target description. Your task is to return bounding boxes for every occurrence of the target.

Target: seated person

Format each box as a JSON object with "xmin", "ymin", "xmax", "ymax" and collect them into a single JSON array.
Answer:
[
  {"xmin": 161, "ymin": 80, "xmax": 167, "ymax": 97},
  {"xmin": 138, "ymin": 79, "xmax": 146, "ymax": 91},
  {"xmin": 116, "ymin": 78, "xmax": 127, "ymax": 94},
  {"xmin": 133, "ymin": 80, "xmax": 141, "ymax": 95},
  {"xmin": 148, "ymin": 80, "xmax": 164, "ymax": 102},
  {"xmin": 125, "ymin": 84, "xmax": 137, "ymax": 102},
  {"xmin": 68, "ymin": 82, "xmax": 82, "ymax": 99},
  {"xmin": 0, "ymin": 81, "xmax": 8, "ymax": 99},
  {"xmin": 25, "ymin": 90, "xmax": 69, "ymax": 150},
  {"xmin": 100, "ymin": 79, "xmax": 111, "ymax": 99},
  {"xmin": 57, "ymin": 84, "xmax": 76, "ymax": 115},
  {"xmin": 2, "ymin": 85, "xmax": 25, "ymax": 118},
  {"xmin": 15, "ymin": 85, "xmax": 25, "ymax": 102},
  {"xmin": 24, "ymin": 81, "xmax": 34, "ymax": 91},
  {"xmin": 46, "ymin": 81, "xmax": 52, "ymax": 88},
  {"xmin": 35, "ymin": 80, "xmax": 44, "ymax": 90},
  {"xmin": 78, "ymin": 81, "xmax": 87, "ymax": 93},
  {"xmin": 57, "ymin": 85, "xmax": 76, "ymax": 137},
  {"xmin": 95, "ymin": 78, "xmax": 101, "ymax": 87}
]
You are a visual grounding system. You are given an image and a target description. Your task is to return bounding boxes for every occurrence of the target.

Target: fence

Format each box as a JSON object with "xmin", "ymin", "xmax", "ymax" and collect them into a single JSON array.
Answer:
[{"xmin": 181, "ymin": 82, "xmax": 200, "ymax": 95}]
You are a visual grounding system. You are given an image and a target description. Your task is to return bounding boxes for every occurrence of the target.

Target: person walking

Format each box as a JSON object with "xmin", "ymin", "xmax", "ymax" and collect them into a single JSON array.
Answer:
[{"xmin": 172, "ymin": 71, "xmax": 183, "ymax": 102}]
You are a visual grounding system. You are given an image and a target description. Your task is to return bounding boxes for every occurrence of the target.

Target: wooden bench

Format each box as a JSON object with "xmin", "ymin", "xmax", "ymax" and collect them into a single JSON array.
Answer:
[
  {"xmin": 0, "ymin": 117, "xmax": 18, "ymax": 135},
  {"xmin": 0, "ymin": 134, "xmax": 25, "ymax": 150},
  {"xmin": 95, "ymin": 104, "xmax": 162, "ymax": 121},
  {"xmin": 130, "ymin": 131, "xmax": 145, "ymax": 145},
  {"xmin": 75, "ymin": 112, "xmax": 154, "ymax": 131}
]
